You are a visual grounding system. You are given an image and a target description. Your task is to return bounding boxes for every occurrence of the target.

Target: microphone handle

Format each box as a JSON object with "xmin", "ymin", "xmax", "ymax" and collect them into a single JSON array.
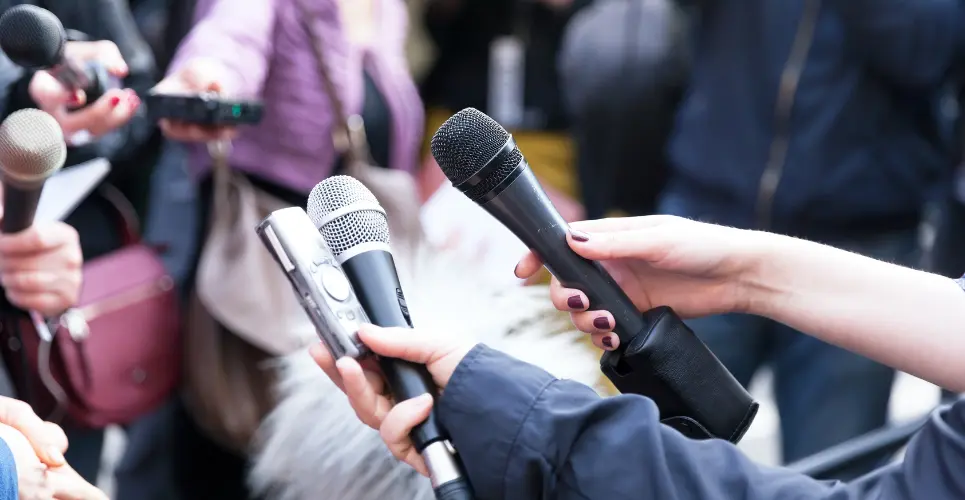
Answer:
[
  {"xmin": 340, "ymin": 250, "xmax": 447, "ymax": 450},
  {"xmin": 2, "ymin": 185, "xmax": 42, "ymax": 233},
  {"xmin": 483, "ymin": 165, "xmax": 646, "ymax": 344},
  {"xmin": 49, "ymin": 60, "xmax": 110, "ymax": 105}
]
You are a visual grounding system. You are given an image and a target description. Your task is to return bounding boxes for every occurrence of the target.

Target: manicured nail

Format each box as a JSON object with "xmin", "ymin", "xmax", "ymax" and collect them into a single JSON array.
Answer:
[
  {"xmin": 109, "ymin": 96, "xmax": 121, "ymax": 107},
  {"xmin": 570, "ymin": 230, "xmax": 589, "ymax": 242},
  {"xmin": 417, "ymin": 393, "xmax": 433, "ymax": 406},
  {"xmin": 513, "ymin": 262, "xmax": 521, "ymax": 278},
  {"xmin": 128, "ymin": 93, "xmax": 140, "ymax": 109},
  {"xmin": 601, "ymin": 335, "xmax": 614, "ymax": 349},
  {"xmin": 566, "ymin": 295, "xmax": 584, "ymax": 309},
  {"xmin": 593, "ymin": 316, "xmax": 610, "ymax": 330}
]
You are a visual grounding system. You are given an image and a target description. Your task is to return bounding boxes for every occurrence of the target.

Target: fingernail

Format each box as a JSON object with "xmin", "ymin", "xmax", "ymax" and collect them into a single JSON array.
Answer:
[
  {"xmin": 593, "ymin": 316, "xmax": 610, "ymax": 330},
  {"xmin": 566, "ymin": 295, "xmax": 584, "ymax": 309},
  {"xmin": 417, "ymin": 393, "xmax": 433, "ymax": 405},
  {"xmin": 513, "ymin": 262, "xmax": 521, "ymax": 277},
  {"xmin": 570, "ymin": 230, "xmax": 589, "ymax": 242},
  {"xmin": 109, "ymin": 96, "xmax": 121, "ymax": 107},
  {"xmin": 601, "ymin": 335, "xmax": 614, "ymax": 349},
  {"xmin": 128, "ymin": 94, "xmax": 140, "ymax": 109},
  {"xmin": 45, "ymin": 446, "xmax": 64, "ymax": 465}
]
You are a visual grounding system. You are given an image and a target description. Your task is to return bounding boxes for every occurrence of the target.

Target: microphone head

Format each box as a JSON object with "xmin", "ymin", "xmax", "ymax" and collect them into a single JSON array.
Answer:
[
  {"xmin": 307, "ymin": 176, "xmax": 390, "ymax": 258},
  {"xmin": 0, "ymin": 109, "xmax": 66, "ymax": 187},
  {"xmin": 0, "ymin": 5, "xmax": 66, "ymax": 69},
  {"xmin": 430, "ymin": 108, "xmax": 523, "ymax": 199}
]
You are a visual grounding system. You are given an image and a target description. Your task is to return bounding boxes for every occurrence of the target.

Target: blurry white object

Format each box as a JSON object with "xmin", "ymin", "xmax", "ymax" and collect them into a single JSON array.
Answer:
[
  {"xmin": 249, "ymin": 240, "xmax": 601, "ymax": 500},
  {"xmin": 35, "ymin": 157, "xmax": 110, "ymax": 223},
  {"xmin": 419, "ymin": 180, "xmax": 527, "ymax": 287}
]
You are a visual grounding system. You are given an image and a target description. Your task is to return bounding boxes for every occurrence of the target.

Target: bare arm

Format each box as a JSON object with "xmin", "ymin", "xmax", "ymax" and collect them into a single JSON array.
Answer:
[{"xmin": 748, "ymin": 235, "xmax": 965, "ymax": 391}]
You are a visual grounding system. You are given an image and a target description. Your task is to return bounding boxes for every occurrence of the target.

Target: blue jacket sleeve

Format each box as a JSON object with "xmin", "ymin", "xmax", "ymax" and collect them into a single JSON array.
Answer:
[
  {"xmin": 438, "ymin": 344, "xmax": 965, "ymax": 499},
  {"xmin": 829, "ymin": 0, "xmax": 965, "ymax": 88},
  {"xmin": 0, "ymin": 437, "xmax": 17, "ymax": 499}
]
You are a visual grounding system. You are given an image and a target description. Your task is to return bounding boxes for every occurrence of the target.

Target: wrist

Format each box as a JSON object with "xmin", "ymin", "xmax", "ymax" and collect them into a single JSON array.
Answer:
[{"xmin": 734, "ymin": 230, "xmax": 791, "ymax": 317}]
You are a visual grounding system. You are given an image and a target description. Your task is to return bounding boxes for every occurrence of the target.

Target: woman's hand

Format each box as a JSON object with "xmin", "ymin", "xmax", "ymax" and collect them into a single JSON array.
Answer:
[
  {"xmin": 0, "ymin": 221, "xmax": 83, "ymax": 316},
  {"xmin": 29, "ymin": 40, "xmax": 140, "ymax": 139},
  {"xmin": 310, "ymin": 325, "xmax": 475, "ymax": 476},
  {"xmin": 0, "ymin": 423, "xmax": 106, "ymax": 500},
  {"xmin": 45, "ymin": 463, "xmax": 108, "ymax": 500},
  {"xmin": 515, "ymin": 215, "xmax": 771, "ymax": 350},
  {"xmin": 152, "ymin": 58, "xmax": 237, "ymax": 143}
]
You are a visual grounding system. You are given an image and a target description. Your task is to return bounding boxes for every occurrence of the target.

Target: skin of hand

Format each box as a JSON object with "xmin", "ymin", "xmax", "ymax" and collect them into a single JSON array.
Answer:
[
  {"xmin": 514, "ymin": 215, "xmax": 770, "ymax": 351},
  {"xmin": 28, "ymin": 40, "xmax": 140, "ymax": 138},
  {"xmin": 151, "ymin": 57, "xmax": 237, "ymax": 143},
  {"xmin": 0, "ymin": 423, "xmax": 106, "ymax": 500},
  {"xmin": 0, "ymin": 210, "xmax": 83, "ymax": 316},
  {"xmin": 309, "ymin": 324, "xmax": 475, "ymax": 476}
]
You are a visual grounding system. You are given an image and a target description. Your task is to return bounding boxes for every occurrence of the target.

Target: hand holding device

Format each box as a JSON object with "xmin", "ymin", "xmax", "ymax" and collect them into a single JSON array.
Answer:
[
  {"xmin": 146, "ymin": 92, "xmax": 264, "ymax": 127},
  {"xmin": 514, "ymin": 215, "xmax": 767, "ymax": 350},
  {"xmin": 0, "ymin": 5, "xmax": 119, "ymax": 106},
  {"xmin": 152, "ymin": 58, "xmax": 250, "ymax": 142},
  {"xmin": 0, "ymin": 109, "xmax": 81, "ymax": 316},
  {"xmin": 430, "ymin": 108, "xmax": 758, "ymax": 443},
  {"xmin": 307, "ymin": 176, "xmax": 474, "ymax": 500},
  {"xmin": 309, "ymin": 325, "xmax": 475, "ymax": 477}
]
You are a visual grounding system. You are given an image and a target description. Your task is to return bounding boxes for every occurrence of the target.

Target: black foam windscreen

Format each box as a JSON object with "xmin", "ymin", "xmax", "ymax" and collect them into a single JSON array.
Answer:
[{"xmin": 0, "ymin": 5, "xmax": 66, "ymax": 69}]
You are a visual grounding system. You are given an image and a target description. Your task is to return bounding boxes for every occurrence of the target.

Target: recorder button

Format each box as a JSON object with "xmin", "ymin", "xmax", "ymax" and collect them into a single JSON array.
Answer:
[{"xmin": 319, "ymin": 265, "xmax": 351, "ymax": 302}]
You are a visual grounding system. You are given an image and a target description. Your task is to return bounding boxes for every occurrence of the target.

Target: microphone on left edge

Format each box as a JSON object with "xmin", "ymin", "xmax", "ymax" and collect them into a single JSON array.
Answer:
[{"xmin": 0, "ymin": 109, "xmax": 66, "ymax": 233}]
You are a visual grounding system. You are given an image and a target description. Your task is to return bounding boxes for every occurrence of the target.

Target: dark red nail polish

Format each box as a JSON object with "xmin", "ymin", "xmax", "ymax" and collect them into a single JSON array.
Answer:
[
  {"xmin": 601, "ymin": 336, "xmax": 613, "ymax": 349},
  {"xmin": 571, "ymin": 230, "xmax": 589, "ymax": 242},
  {"xmin": 566, "ymin": 295, "xmax": 584, "ymax": 309},
  {"xmin": 593, "ymin": 317, "xmax": 610, "ymax": 330},
  {"xmin": 109, "ymin": 96, "xmax": 121, "ymax": 107}
]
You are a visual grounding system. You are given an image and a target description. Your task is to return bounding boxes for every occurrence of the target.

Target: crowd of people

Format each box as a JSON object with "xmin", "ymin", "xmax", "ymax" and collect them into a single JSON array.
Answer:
[{"xmin": 0, "ymin": 0, "xmax": 958, "ymax": 498}]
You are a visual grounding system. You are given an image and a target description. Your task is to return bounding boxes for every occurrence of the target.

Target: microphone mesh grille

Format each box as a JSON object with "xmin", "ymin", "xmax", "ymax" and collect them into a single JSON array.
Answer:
[
  {"xmin": 0, "ymin": 109, "xmax": 66, "ymax": 184},
  {"xmin": 307, "ymin": 176, "xmax": 390, "ymax": 257},
  {"xmin": 0, "ymin": 5, "xmax": 65, "ymax": 68},
  {"xmin": 430, "ymin": 108, "xmax": 510, "ymax": 185}
]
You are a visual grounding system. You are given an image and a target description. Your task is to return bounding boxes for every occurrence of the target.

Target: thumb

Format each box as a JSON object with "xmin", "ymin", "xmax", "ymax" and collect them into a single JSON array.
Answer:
[
  {"xmin": 357, "ymin": 325, "xmax": 456, "ymax": 366},
  {"xmin": 0, "ymin": 399, "xmax": 67, "ymax": 467},
  {"xmin": 567, "ymin": 227, "xmax": 668, "ymax": 263}
]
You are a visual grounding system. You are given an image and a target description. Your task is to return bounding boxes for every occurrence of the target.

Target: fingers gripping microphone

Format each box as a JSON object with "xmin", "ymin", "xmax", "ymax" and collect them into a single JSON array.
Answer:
[
  {"xmin": 431, "ymin": 108, "xmax": 759, "ymax": 443},
  {"xmin": 0, "ymin": 5, "xmax": 110, "ymax": 104},
  {"xmin": 308, "ymin": 177, "xmax": 474, "ymax": 500},
  {"xmin": 0, "ymin": 109, "xmax": 67, "ymax": 233}
]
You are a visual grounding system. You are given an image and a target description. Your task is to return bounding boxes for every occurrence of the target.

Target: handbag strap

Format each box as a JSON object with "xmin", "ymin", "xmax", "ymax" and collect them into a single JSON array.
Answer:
[
  {"xmin": 96, "ymin": 183, "xmax": 141, "ymax": 247},
  {"xmin": 294, "ymin": 0, "xmax": 374, "ymax": 172}
]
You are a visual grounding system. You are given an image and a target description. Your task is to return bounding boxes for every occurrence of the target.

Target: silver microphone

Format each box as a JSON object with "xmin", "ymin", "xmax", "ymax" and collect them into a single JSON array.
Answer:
[{"xmin": 256, "ymin": 206, "xmax": 370, "ymax": 360}]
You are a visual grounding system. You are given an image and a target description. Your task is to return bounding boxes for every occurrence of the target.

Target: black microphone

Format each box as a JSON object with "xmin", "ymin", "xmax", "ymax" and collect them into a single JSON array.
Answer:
[
  {"xmin": 430, "ymin": 108, "xmax": 759, "ymax": 443},
  {"xmin": 307, "ymin": 176, "xmax": 474, "ymax": 500},
  {"xmin": 0, "ymin": 5, "xmax": 110, "ymax": 104},
  {"xmin": 0, "ymin": 109, "xmax": 67, "ymax": 233}
]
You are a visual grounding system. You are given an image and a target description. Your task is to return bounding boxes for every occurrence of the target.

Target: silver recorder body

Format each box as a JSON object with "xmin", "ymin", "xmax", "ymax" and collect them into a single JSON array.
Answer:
[{"xmin": 256, "ymin": 207, "xmax": 370, "ymax": 360}]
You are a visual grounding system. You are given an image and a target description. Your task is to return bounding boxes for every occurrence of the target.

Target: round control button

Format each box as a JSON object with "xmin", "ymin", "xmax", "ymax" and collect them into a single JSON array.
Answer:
[{"xmin": 319, "ymin": 265, "xmax": 351, "ymax": 302}]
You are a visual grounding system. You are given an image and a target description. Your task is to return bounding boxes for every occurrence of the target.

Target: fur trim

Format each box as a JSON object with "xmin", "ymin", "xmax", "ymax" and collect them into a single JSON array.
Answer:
[{"xmin": 249, "ymin": 244, "xmax": 602, "ymax": 499}]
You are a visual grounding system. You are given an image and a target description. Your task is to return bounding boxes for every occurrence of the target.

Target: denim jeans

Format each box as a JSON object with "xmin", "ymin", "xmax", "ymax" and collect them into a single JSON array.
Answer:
[{"xmin": 659, "ymin": 196, "xmax": 917, "ymax": 469}]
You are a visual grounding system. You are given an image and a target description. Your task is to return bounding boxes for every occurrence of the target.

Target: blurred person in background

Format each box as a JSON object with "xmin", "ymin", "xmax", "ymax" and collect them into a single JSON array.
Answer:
[
  {"xmin": 0, "ymin": 0, "xmax": 171, "ymax": 494},
  {"xmin": 420, "ymin": 0, "xmax": 592, "ymax": 200},
  {"xmin": 154, "ymin": 0, "xmax": 424, "ymax": 498},
  {"xmin": 557, "ymin": 0, "xmax": 687, "ymax": 219},
  {"xmin": 657, "ymin": 0, "xmax": 958, "ymax": 474}
]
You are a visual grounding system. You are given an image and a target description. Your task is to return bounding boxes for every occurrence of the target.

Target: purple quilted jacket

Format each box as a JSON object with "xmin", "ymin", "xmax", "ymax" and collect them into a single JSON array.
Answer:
[{"xmin": 168, "ymin": 0, "xmax": 424, "ymax": 194}]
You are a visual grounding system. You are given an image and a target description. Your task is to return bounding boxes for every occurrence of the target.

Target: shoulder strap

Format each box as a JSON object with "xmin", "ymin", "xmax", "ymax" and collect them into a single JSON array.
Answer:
[{"xmin": 292, "ymin": 0, "xmax": 372, "ymax": 167}]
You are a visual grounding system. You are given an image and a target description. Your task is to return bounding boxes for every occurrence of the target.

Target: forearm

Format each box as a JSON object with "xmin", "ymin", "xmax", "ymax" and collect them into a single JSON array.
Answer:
[{"xmin": 747, "ymin": 234, "xmax": 965, "ymax": 391}]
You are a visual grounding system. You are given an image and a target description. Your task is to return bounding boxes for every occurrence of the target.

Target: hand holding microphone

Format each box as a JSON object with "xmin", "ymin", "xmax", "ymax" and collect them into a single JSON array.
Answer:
[
  {"xmin": 0, "ymin": 109, "xmax": 81, "ymax": 316},
  {"xmin": 514, "ymin": 215, "xmax": 768, "ymax": 351},
  {"xmin": 0, "ymin": 5, "xmax": 140, "ymax": 139},
  {"xmin": 310, "ymin": 325, "xmax": 475, "ymax": 477}
]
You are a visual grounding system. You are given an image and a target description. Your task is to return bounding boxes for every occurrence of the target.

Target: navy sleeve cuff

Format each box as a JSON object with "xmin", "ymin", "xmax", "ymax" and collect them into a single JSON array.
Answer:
[{"xmin": 437, "ymin": 344, "xmax": 556, "ymax": 499}]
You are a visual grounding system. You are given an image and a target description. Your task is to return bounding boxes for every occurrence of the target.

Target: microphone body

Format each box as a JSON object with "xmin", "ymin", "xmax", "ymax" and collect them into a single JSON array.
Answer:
[
  {"xmin": 0, "ymin": 109, "xmax": 67, "ymax": 234},
  {"xmin": 340, "ymin": 250, "xmax": 444, "ymax": 448},
  {"xmin": 308, "ymin": 177, "xmax": 474, "ymax": 499},
  {"xmin": 430, "ymin": 108, "xmax": 759, "ymax": 444},
  {"xmin": 2, "ymin": 181, "xmax": 43, "ymax": 233},
  {"xmin": 475, "ymin": 143, "xmax": 645, "ymax": 342}
]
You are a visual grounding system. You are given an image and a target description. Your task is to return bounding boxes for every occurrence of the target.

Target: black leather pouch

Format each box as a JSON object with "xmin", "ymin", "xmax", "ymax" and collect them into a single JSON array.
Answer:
[{"xmin": 601, "ymin": 306, "xmax": 758, "ymax": 443}]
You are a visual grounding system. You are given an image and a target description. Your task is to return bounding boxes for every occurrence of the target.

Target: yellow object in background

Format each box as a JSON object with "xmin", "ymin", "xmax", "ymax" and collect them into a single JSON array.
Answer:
[{"xmin": 424, "ymin": 108, "xmax": 578, "ymax": 199}]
